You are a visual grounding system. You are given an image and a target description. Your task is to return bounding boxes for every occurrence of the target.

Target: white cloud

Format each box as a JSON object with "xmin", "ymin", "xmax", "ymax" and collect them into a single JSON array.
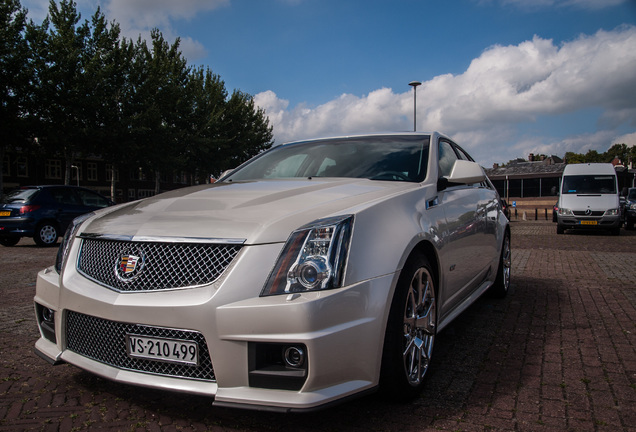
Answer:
[
  {"xmin": 103, "ymin": 0, "xmax": 228, "ymax": 60},
  {"xmin": 256, "ymin": 26, "xmax": 636, "ymax": 166},
  {"xmin": 497, "ymin": 0, "xmax": 626, "ymax": 10},
  {"xmin": 614, "ymin": 131, "xmax": 636, "ymax": 147},
  {"xmin": 105, "ymin": 0, "xmax": 228, "ymax": 29}
]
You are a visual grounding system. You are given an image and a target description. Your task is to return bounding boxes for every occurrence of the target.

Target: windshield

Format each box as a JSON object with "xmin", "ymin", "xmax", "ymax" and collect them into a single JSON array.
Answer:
[
  {"xmin": 225, "ymin": 135, "xmax": 430, "ymax": 183},
  {"xmin": 561, "ymin": 175, "xmax": 617, "ymax": 195},
  {"xmin": 628, "ymin": 189, "xmax": 636, "ymax": 200}
]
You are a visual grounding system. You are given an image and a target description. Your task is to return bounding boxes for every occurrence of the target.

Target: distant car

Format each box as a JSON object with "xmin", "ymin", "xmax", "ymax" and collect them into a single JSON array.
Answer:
[
  {"xmin": 0, "ymin": 185, "xmax": 114, "ymax": 247},
  {"xmin": 501, "ymin": 199, "xmax": 511, "ymax": 220},
  {"xmin": 34, "ymin": 132, "xmax": 511, "ymax": 411},
  {"xmin": 624, "ymin": 188, "xmax": 636, "ymax": 230}
]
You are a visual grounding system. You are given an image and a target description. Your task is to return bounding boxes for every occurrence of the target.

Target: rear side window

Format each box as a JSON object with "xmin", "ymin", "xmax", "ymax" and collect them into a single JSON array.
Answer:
[
  {"xmin": 562, "ymin": 175, "xmax": 617, "ymax": 194},
  {"xmin": 49, "ymin": 188, "xmax": 81, "ymax": 205},
  {"xmin": 2, "ymin": 188, "xmax": 39, "ymax": 203}
]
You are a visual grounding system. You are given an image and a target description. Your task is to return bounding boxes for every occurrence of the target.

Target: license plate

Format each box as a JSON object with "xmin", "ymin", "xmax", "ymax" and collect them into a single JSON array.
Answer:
[
  {"xmin": 126, "ymin": 334, "xmax": 199, "ymax": 366},
  {"xmin": 580, "ymin": 220, "xmax": 597, "ymax": 225},
  {"xmin": 0, "ymin": 211, "xmax": 10, "ymax": 217}
]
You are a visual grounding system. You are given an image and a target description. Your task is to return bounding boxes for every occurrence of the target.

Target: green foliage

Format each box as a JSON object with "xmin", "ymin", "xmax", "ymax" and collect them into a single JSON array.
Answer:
[
  {"xmin": 2, "ymin": 0, "xmax": 274, "ymax": 194},
  {"xmin": 565, "ymin": 144, "xmax": 636, "ymax": 165},
  {"xmin": 0, "ymin": 0, "xmax": 31, "ymax": 195}
]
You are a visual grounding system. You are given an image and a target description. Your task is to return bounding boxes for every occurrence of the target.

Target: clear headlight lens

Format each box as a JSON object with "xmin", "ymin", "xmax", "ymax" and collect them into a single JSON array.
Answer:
[
  {"xmin": 55, "ymin": 212, "xmax": 94, "ymax": 273},
  {"xmin": 604, "ymin": 208, "xmax": 619, "ymax": 216},
  {"xmin": 261, "ymin": 215, "xmax": 353, "ymax": 296},
  {"xmin": 558, "ymin": 208, "xmax": 573, "ymax": 216}
]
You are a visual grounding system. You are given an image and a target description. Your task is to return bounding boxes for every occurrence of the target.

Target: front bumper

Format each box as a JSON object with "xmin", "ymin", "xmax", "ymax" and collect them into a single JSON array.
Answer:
[
  {"xmin": 557, "ymin": 214, "xmax": 620, "ymax": 230},
  {"xmin": 33, "ymin": 242, "xmax": 395, "ymax": 411}
]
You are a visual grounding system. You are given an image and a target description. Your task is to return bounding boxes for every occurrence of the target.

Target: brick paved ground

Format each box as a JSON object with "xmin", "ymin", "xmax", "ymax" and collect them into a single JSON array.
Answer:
[{"xmin": 1, "ymin": 221, "xmax": 635, "ymax": 431}]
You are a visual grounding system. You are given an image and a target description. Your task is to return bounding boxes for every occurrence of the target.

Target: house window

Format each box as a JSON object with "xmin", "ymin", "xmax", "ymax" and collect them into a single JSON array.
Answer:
[
  {"xmin": 87, "ymin": 163, "xmax": 98, "ymax": 181},
  {"xmin": 137, "ymin": 189, "xmax": 155, "ymax": 199},
  {"xmin": 105, "ymin": 164, "xmax": 119, "ymax": 182},
  {"xmin": 45, "ymin": 160, "xmax": 62, "ymax": 179},
  {"xmin": 130, "ymin": 167, "xmax": 146, "ymax": 181},
  {"xmin": 16, "ymin": 156, "xmax": 28, "ymax": 177}
]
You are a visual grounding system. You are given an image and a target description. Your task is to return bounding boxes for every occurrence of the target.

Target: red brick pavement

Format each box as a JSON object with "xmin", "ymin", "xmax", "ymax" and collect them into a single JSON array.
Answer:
[{"xmin": 1, "ymin": 221, "xmax": 635, "ymax": 431}]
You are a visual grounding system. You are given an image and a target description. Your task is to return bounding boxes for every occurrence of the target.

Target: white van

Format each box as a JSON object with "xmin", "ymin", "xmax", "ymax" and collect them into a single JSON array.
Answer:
[{"xmin": 556, "ymin": 163, "xmax": 620, "ymax": 235}]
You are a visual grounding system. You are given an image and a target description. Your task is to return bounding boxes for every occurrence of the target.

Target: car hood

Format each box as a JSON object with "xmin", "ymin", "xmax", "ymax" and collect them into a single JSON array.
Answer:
[{"xmin": 82, "ymin": 179, "xmax": 415, "ymax": 244}]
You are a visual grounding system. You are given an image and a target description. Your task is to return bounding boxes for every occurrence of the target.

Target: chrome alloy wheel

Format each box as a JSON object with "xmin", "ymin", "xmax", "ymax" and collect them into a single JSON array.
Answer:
[
  {"xmin": 402, "ymin": 267, "xmax": 436, "ymax": 386},
  {"xmin": 501, "ymin": 235, "xmax": 511, "ymax": 290},
  {"xmin": 35, "ymin": 223, "xmax": 59, "ymax": 246}
]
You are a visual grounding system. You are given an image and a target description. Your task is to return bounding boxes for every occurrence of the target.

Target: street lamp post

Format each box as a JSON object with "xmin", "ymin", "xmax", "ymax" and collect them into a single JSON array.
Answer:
[
  {"xmin": 71, "ymin": 165, "xmax": 79, "ymax": 187},
  {"xmin": 409, "ymin": 81, "xmax": 421, "ymax": 132}
]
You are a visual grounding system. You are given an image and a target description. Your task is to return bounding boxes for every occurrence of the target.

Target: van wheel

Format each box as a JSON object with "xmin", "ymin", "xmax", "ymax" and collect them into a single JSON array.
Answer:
[{"xmin": 381, "ymin": 252, "xmax": 437, "ymax": 400}]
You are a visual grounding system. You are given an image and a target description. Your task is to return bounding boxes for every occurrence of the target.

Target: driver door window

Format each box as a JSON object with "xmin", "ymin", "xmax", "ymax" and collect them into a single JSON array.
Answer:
[{"xmin": 438, "ymin": 141, "xmax": 458, "ymax": 178}]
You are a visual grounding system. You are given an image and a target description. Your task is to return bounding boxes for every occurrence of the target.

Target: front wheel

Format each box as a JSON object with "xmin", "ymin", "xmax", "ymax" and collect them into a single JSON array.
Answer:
[
  {"xmin": 489, "ymin": 231, "xmax": 511, "ymax": 298},
  {"xmin": 381, "ymin": 252, "xmax": 437, "ymax": 400},
  {"xmin": 34, "ymin": 222, "xmax": 59, "ymax": 247}
]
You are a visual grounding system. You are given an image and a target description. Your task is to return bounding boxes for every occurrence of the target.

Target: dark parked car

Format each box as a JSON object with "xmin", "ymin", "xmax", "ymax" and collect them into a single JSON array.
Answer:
[
  {"xmin": 624, "ymin": 188, "xmax": 636, "ymax": 230},
  {"xmin": 0, "ymin": 185, "xmax": 114, "ymax": 247},
  {"xmin": 501, "ymin": 199, "xmax": 511, "ymax": 220}
]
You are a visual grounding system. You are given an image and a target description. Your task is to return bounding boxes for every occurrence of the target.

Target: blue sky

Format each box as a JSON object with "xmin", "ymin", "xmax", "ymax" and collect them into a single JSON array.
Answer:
[{"xmin": 22, "ymin": 0, "xmax": 636, "ymax": 166}]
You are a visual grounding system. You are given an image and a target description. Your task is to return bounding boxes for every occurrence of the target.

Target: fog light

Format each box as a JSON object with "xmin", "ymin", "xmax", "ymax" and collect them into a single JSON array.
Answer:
[
  {"xmin": 42, "ymin": 307, "xmax": 55, "ymax": 323},
  {"xmin": 284, "ymin": 346, "xmax": 305, "ymax": 368},
  {"xmin": 35, "ymin": 303, "xmax": 56, "ymax": 343}
]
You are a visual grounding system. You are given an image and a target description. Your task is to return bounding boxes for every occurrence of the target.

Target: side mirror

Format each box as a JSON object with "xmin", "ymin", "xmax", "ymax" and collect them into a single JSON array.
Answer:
[
  {"xmin": 219, "ymin": 169, "xmax": 235, "ymax": 181},
  {"xmin": 446, "ymin": 160, "xmax": 486, "ymax": 184}
]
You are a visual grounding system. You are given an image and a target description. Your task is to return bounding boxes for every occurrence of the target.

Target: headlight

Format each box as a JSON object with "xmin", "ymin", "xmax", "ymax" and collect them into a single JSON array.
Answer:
[
  {"xmin": 261, "ymin": 215, "xmax": 353, "ymax": 296},
  {"xmin": 604, "ymin": 208, "xmax": 619, "ymax": 216},
  {"xmin": 55, "ymin": 212, "xmax": 94, "ymax": 273},
  {"xmin": 630, "ymin": 203, "xmax": 636, "ymax": 210},
  {"xmin": 558, "ymin": 208, "xmax": 573, "ymax": 216}
]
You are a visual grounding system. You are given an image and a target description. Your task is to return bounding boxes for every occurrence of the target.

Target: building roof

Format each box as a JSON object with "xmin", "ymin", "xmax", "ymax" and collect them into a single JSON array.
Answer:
[{"xmin": 485, "ymin": 157, "xmax": 566, "ymax": 180}]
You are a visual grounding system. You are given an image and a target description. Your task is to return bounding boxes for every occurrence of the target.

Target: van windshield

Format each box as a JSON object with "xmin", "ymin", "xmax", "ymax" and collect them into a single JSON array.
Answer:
[{"xmin": 562, "ymin": 175, "xmax": 617, "ymax": 195}]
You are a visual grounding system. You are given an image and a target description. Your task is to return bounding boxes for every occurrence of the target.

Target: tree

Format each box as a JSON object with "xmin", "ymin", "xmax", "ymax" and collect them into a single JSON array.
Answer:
[
  {"xmin": 0, "ymin": 0, "xmax": 31, "ymax": 197},
  {"xmin": 219, "ymin": 90, "xmax": 273, "ymax": 175},
  {"xmin": 131, "ymin": 30, "xmax": 191, "ymax": 191},
  {"xmin": 181, "ymin": 66, "xmax": 227, "ymax": 181},
  {"xmin": 27, "ymin": 0, "xmax": 94, "ymax": 184}
]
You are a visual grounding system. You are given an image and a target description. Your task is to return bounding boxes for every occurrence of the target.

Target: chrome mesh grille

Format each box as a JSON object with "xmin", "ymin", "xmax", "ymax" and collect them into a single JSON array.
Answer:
[
  {"xmin": 66, "ymin": 311, "xmax": 215, "ymax": 381},
  {"xmin": 77, "ymin": 238, "xmax": 241, "ymax": 292},
  {"xmin": 573, "ymin": 210, "xmax": 604, "ymax": 217}
]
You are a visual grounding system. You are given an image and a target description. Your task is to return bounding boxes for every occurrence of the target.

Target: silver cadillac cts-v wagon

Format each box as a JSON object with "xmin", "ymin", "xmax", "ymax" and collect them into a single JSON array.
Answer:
[{"xmin": 34, "ymin": 132, "xmax": 511, "ymax": 412}]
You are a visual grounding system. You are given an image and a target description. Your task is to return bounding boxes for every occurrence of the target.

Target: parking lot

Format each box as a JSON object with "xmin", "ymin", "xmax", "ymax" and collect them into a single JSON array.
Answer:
[{"xmin": 1, "ymin": 220, "xmax": 635, "ymax": 431}]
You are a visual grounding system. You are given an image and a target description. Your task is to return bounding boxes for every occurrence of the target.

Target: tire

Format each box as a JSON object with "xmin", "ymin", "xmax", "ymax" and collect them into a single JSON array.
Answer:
[
  {"xmin": 0, "ymin": 237, "xmax": 20, "ymax": 247},
  {"xmin": 557, "ymin": 225, "xmax": 565, "ymax": 235},
  {"xmin": 381, "ymin": 252, "xmax": 437, "ymax": 400},
  {"xmin": 611, "ymin": 227, "xmax": 620, "ymax": 236},
  {"xmin": 489, "ymin": 231, "xmax": 511, "ymax": 298},
  {"xmin": 34, "ymin": 222, "xmax": 59, "ymax": 247},
  {"xmin": 627, "ymin": 220, "xmax": 634, "ymax": 230}
]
